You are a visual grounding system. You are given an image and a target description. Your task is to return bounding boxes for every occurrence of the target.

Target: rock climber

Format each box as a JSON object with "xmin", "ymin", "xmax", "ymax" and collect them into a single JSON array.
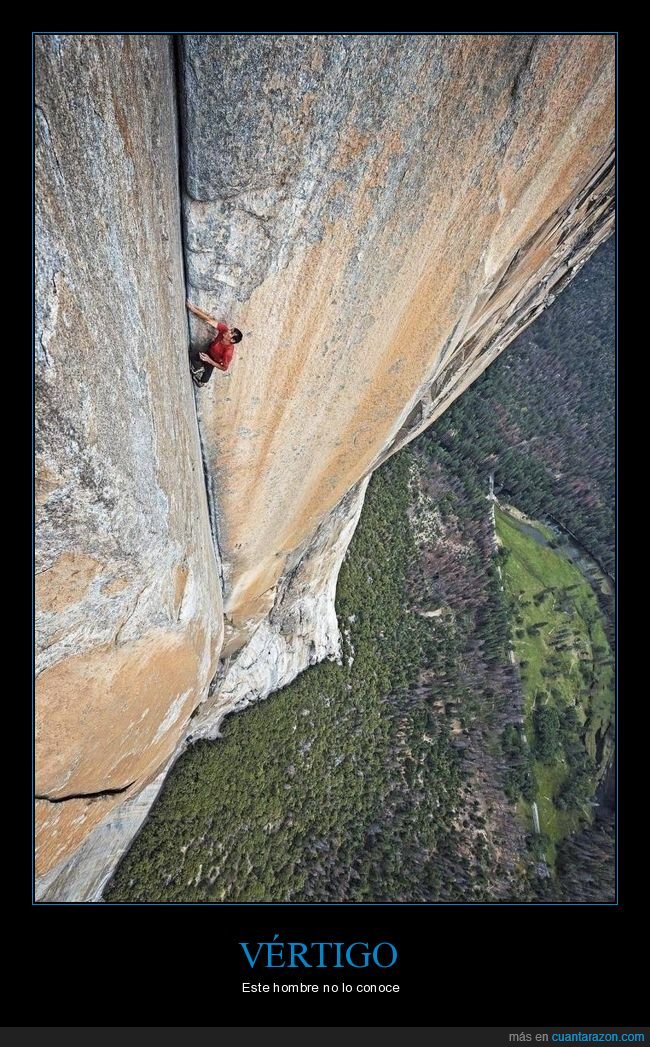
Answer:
[{"xmin": 186, "ymin": 301, "xmax": 243, "ymax": 387}]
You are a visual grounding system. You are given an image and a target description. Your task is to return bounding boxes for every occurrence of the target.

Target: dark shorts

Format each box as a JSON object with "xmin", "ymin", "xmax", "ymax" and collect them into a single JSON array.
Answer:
[{"xmin": 190, "ymin": 351, "xmax": 213, "ymax": 385}]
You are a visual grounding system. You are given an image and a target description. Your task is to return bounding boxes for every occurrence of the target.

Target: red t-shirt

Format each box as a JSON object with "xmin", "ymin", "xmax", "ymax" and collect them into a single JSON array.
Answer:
[{"xmin": 207, "ymin": 323, "xmax": 235, "ymax": 370}]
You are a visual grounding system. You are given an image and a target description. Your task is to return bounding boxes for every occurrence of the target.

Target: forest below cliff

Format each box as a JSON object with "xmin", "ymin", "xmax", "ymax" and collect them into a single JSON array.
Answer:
[
  {"xmin": 105, "ymin": 238, "xmax": 615, "ymax": 905},
  {"xmin": 107, "ymin": 450, "xmax": 527, "ymax": 902},
  {"xmin": 436, "ymin": 237, "xmax": 614, "ymax": 578}
]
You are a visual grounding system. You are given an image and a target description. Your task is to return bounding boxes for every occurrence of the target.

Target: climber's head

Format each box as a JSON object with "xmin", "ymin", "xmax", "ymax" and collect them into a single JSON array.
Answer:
[{"xmin": 230, "ymin": 328, "xmax": 243, "ymax": 344}]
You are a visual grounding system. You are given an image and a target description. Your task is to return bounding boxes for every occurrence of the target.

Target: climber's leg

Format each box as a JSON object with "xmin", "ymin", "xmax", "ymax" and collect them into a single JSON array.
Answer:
[{"xmin": 190, "ymin": 351, "xmax": 213, "ymax": 386}]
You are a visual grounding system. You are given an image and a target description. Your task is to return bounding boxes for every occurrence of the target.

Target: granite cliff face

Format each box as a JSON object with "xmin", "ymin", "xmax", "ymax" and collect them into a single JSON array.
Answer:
[
  {"xmin": 181, "ymin": 32, "xmax": 614, "ymax": 726},
  {"xmin": 35, "ymin": 33, "xmax": 615, "ymax": 900},
  {"xmin": 35, "ymin": 36, "xmax": 222, "ymax": 899}
]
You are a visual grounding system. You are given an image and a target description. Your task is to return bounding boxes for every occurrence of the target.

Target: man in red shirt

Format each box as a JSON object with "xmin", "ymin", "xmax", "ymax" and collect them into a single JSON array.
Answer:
[{"xmin": 187, "ymin": 302, "xmax": 243, "ymax": 387}]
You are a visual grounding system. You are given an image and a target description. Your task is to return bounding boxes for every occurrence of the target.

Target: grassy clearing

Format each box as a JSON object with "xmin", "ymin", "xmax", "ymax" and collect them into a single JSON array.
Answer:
[{"xmin": 495, "ymin": 508, "xmax": 614, "ymax": 865}]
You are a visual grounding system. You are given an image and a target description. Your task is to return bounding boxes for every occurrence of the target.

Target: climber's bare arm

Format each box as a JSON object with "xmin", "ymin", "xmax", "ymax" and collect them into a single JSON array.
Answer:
[
  {"xmin": 198, "ymin": 353, "xmax": 228, "ymax": 371},
  {"xmin": 187, "ymin": 301, "xmax": 221, "ymax": 330}
]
